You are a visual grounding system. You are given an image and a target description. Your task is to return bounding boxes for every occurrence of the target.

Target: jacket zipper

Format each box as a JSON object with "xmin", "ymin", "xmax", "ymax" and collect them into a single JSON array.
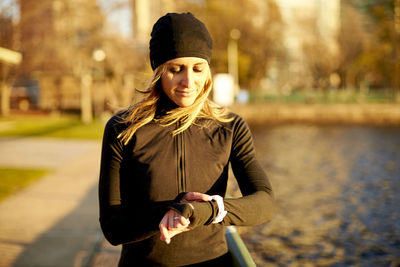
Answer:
[{"xmin": 176, "ymin": 122, "xmax": 186, "ymax": 193}]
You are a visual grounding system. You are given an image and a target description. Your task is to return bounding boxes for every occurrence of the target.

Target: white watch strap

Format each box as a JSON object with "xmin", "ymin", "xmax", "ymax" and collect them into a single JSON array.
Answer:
[{"xmin": 209, "ymin": 195, "xmax": 227, "ymax": 224}]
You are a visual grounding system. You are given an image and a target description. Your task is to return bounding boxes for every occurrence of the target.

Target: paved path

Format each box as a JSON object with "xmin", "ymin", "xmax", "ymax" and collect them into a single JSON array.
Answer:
[{"xmin": 0, "ymin": 137, "xmax": 120, "ymax": 267}]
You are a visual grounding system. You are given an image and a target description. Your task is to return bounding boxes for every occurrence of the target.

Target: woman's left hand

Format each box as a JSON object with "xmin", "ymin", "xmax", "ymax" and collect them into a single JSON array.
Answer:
[
  {"xmin": 159, "ymin": 192, "xmax": 212, "ymax": 244},
  {"xmin": 180, "ymin": 192, "xmax": 211, "ymax": 203},
  {"xmin": 159, "ymin": 209, "xmax": 190, "ymax": 244}
]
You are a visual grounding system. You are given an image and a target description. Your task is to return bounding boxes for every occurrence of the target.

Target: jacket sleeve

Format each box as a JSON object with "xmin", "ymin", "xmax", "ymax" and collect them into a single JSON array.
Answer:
[
  {"xmin": 98, "ymin": 117, "xmax": 173, "ymax": 245},
  {"xmin": 222, "ymin": 115, "xmax": 275, "ymax": 226}
]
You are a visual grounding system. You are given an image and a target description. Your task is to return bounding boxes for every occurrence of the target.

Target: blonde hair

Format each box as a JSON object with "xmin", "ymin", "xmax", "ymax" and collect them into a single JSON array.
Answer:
[{"xmin": 117, "ymin": 63, "xmax": 232, "ymax": 145}]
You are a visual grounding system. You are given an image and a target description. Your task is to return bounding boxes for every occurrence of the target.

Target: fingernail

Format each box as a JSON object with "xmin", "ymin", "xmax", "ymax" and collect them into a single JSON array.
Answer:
[{"xmin": 166, "ymin": 239, "xmax": 170, "ymax": 244}]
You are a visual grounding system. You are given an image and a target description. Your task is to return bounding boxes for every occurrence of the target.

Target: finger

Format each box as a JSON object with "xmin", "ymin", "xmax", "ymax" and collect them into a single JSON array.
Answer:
[
  {"xmin": 159, "ymin": 216, "xmax": 171, "ymax": 244},
  {"xmin": 179, "ymin": 216, "xmax": 190, "ymax": 227},
  {"xmin": 159, "ymin": 223, "xmax": 168, "ymax": 242},
  {"xmin": 193, "ymin": 192, "xmax": 211, "ymax": 201},
  {"xmin": 170, "ymin": 212, "xmax": 184, "ymax": 229},
  {"xmin": 162, "ymin": 209, "xmax": 175, "ymax": 230},
  {"xmin": 174, "ymin": 215, "xmax": 190, "ymax": 228},
  {"xmin": 182, "ymin": 192, "xmax": 211, "ymax": 202},
  {"xmin": 167, "ymin": 226, "xmax": 191, "ymax": 239},
  {"xmin": 168, "ymin": 211, "xmax": 176, "ymax": 230}
]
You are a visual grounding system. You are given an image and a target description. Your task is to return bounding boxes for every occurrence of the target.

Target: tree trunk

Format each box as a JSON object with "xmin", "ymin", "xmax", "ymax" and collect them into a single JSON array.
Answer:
[
  {"xmin": 0, "ymin": 63, "xmax": 10, "ymax": 117},
  {"xmin": 80, "ymin": 73, "xmax": 93, "ymax": 124},
  {"xmin": 0, "ymin": 82, "xmax": 10, "ymax": 117}
]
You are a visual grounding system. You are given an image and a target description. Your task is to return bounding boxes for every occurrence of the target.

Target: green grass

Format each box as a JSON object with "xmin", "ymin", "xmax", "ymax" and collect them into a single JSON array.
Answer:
[
  {"xmin": 0, "ymin": 115, "xmax": 106, "ymax": 139},
  {"xmin": 249, "ymin": 90, "xmax": 397, "ymax": 104},
  {"xmin": 0, "ymin": 167, "xmax": 50, "ymax": 202}
]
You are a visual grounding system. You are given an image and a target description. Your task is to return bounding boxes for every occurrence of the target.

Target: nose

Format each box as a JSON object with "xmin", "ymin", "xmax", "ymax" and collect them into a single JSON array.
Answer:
[{"xmin": 180, "ymin": 69, "xmax": 194, "ymax": 88}]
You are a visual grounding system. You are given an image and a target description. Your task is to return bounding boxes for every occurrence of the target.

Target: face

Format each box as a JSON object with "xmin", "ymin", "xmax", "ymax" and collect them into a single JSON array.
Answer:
[{"xmin": 161, "ymin": 57, "xmax": 209, "ymax": 107}]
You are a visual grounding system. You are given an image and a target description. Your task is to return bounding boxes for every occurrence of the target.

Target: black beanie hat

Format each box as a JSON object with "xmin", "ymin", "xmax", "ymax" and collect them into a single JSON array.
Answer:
[{"xmin": 149, "ymin": 12, "xmax": 213, "ymax": 70}]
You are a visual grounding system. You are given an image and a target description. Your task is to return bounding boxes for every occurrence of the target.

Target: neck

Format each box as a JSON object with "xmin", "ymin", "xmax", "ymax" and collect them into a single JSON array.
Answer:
[{"xmin": 155, "ymin": 91, "xmax": 179, "ymax": 118}]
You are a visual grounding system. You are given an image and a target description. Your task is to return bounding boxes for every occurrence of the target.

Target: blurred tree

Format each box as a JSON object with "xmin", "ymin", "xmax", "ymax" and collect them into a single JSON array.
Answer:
[
  {"xmin": 301, "ymin": 12, "xmax": 340, "ymax": 91},
  {"xmin": 17, "ymin": 0, "xmax": 145, "ymax": 120},
  {"xmin": 338, "ymin": 0, "xmax": 400, "ymax": 93},
  {"xmin": 18, "ymin": 0, "xmax": 105, "ymax": 122},
  {"xmin": 337, "ymin": 2, "xmax": 372, "ymax": 90},
  {"xmin": 302, "ymin": 38, "xmax": 339, "ymax": 91},
  {"xmin": 19, "ymin": 0, "xmax": 106, "ymax": 73},
  {"xmin": 100, "ymin": 34, "xmax": 149, "ymax": 111},
  {"xmin": 359, "ymin": 0, "xmax": 398, "ymax": 90},
  {"xmin": 173, "ymin": 0, "xmax": 285, "ymax": 90},
  {"xmin": 100, "ymin": 0, "xmax": 153, "ymax": 111},
  {"xmin": 18, "ymin": 0, "xmax": 149, "ymax": 117},
  {"xmin": 280, "ymin": 1, "xmax": 340, "ymax": 93},
  {"xmin": 395, "ymin": 0, "xmax": 400, "ymax": 96}
]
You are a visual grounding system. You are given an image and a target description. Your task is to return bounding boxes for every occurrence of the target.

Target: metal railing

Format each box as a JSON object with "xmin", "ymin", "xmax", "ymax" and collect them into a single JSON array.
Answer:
[{"xmin": 225, "ymin": 226, "xmax": 257, "ymax": 267}]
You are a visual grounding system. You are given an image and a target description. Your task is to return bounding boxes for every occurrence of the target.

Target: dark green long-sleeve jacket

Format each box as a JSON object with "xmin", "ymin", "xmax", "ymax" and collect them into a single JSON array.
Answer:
[{"xmin": 98, "ymin": 111, "xmax": 274, "ymax": 266}]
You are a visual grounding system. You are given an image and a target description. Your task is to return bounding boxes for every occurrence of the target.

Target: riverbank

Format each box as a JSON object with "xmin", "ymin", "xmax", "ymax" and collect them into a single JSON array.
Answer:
[{"xmin": 231, "ymin": 103, "xmax": 400, "ymax": 126}]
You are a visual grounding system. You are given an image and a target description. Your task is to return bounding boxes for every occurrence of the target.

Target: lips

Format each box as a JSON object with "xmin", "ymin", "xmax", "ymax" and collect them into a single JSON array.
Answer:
[{"xmin": 175, "ymin": 89, "xmax": 196, "ymax": 97}]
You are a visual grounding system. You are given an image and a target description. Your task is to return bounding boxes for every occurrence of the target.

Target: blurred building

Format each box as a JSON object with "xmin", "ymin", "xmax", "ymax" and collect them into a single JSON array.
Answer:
[
  {"xmin": 265, "ymin": 0, "xmax": 341, "ymax": 92},
  {"xmin": 277, "ymin": 0, "xmax": 340, "ymax": 56},
  {"xmin": 131, "ymin": 0, "xmax": 177, "ymax": 48}
]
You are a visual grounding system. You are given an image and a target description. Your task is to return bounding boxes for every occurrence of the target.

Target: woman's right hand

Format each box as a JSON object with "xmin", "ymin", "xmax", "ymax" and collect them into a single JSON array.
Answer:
[
  {"xmin": 159, "ymin": 209, "xmax": 190, "ymax": 244},
  {"xmin": 159, "ymin": 192, "xmax": 211, "ymax": 244}
]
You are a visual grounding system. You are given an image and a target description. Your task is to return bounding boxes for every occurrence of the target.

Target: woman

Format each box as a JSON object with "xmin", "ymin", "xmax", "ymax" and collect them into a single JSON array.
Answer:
[{"xmin": 99, "ymin": 12, "xmax": 274, "ymax": 266}]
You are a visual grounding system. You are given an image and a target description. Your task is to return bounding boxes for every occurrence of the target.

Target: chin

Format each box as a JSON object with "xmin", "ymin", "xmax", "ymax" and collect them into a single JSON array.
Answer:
[{"xmin": 175, "ymin": 98, "xmax": 196, "ymax": 107}]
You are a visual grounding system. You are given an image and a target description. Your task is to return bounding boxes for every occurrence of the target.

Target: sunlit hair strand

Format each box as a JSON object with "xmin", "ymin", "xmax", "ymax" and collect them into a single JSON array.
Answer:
[{"xmin": 117, "ymin": 63, "xmax": 232, "ymax": 145}]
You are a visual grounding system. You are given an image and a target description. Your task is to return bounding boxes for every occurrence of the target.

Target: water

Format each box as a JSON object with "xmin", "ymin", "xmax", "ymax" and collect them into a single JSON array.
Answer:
[{"xmin": 241, "ymin": 124, "xmax": 400, "ymax": 266}]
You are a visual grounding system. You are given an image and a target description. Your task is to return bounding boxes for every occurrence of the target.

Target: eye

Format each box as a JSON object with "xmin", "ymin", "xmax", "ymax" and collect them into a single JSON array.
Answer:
[
  {"xmin": 193, "ymin": 66, "xmax": 204, "ymax": 73},
  {"xmin": 169, "ymin": 66, "xmax": 182, "ymax": 73}
]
